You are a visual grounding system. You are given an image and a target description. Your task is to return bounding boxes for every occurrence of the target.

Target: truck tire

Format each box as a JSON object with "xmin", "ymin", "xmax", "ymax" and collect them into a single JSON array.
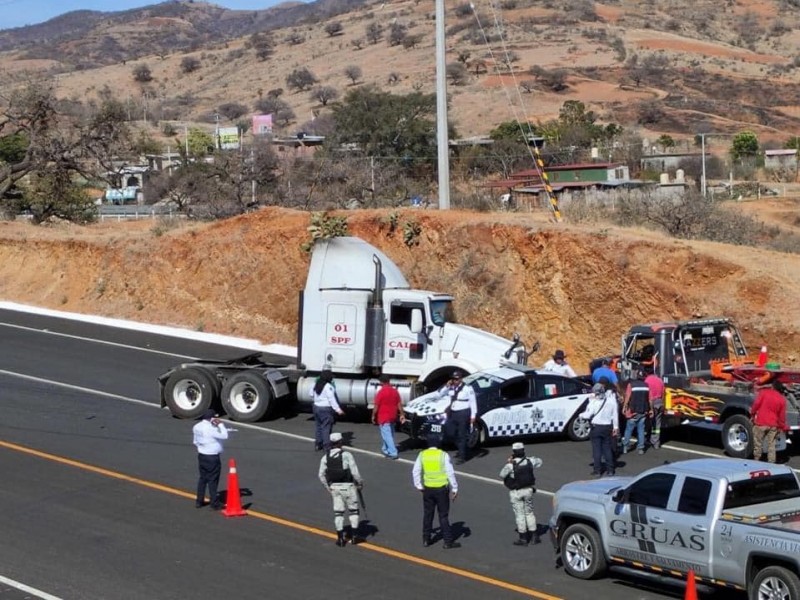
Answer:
[
  {"xmin": 722, "ymin": 414, "xmax": 753, "ymax": 459},
  {"xmin": 750, "ymin": 566, "xmax": 800, "ymax": 600},
  {"xmin": 164, "ymin": 367, "xmax": 218, "ymax": 419},
  {"xmin": 560, "ymin": 523, "xmax": 607, "ymax": 580},
  {"xmin": 567, "ymin": 413, "xmax": 592, "ymax": 442},
  {"xmin": 221, "ymin": 371, "xmax": 273, "ymax": 422}
]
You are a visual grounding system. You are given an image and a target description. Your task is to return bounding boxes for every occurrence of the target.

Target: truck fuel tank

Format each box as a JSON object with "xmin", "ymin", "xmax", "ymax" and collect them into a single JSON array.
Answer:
[{"xmin": 297, "ymin": 375, "xmax": 414, "ymax": 409}]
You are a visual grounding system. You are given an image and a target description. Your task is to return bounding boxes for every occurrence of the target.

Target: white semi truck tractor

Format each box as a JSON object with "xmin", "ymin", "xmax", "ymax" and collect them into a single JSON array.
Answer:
[{"xmin": 159, "ymin": 236, "xmax": 530, "ymax": 422}]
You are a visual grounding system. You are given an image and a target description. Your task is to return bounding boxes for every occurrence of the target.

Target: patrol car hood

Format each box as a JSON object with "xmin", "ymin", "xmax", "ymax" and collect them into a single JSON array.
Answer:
[
  {"xmin": 405, "ymin": 390, "xmax": 447, "ymax": 417},
  {"xmin": 439, "ymin": 323, "xmax": 520, "ymax": 366}
]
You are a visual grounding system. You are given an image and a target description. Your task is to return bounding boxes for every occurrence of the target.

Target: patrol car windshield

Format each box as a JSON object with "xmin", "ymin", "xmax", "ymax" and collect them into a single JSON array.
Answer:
[
  {"xmin": 430, "ymin": 300, "xmax": 454, "ymax": 327},
  {"xmin": 462, "ymin": 372, "xmax": 504, "ymax": 390}
]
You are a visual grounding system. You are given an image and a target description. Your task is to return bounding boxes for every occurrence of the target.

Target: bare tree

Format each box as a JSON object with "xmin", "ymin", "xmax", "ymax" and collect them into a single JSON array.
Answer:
[
  {"xmin": 132, "ymin": 63, "xmax": 153, "ymax": 83},
  {"xmin": 351, "ymin": 38, "xmax": 364, "ymax": 50},
  {"xmin": 180, "ymin": 56, "xmax": 201, "ymax": 74},
  {"xmin": 388, "ymin": 22, "xmax": 408, "ymax": 46},
  {"xmin": 366, "ymin": 22, "xmax": 384, "ymax": 45},
  {"xmin": 286, "ymin": 67, "xmax": 319, "ymax": 92},
  {"xmin": 324, "ymin": 21, "xmax": 344, "ymax": 37},
  {"xmin": 446, "ymin": 62, "xmax": 469, "ymax": 85},
  {"xmin": 344, "ymin": 65, "xmax": 363, "ymax": 85},
  {"xmin": 311, "ymin": 86, "xmax": 339, "ymax": 106}
]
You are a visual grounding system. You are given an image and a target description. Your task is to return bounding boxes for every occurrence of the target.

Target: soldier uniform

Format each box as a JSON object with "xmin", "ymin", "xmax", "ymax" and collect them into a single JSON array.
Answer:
[
  {"xmin": 499, "ymin": 442, "xmax": 542, "ymax": 546},
  {"xmin": 318, "ymin": 432, "xmax": 363, "ymax": 546}
]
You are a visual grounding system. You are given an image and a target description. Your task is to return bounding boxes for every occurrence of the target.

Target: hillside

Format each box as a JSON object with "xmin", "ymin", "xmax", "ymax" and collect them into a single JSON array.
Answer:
[
  {"xmin": 1, "ymin": 206, "xmax": 798, "ymax": 371},
  {"xmin": 2, "ymin": 0, "xmax": 800, "ymax": 144}
]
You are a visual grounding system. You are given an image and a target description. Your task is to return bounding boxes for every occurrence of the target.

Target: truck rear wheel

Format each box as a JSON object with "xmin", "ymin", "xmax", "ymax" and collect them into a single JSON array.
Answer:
[
  {"xmin": 750, "ymin": 566, "xmax": 800, "ymax": 600},
  {"xmin": 722, "ymin": 414, "xmax": 753, "ymax": 459},
  {"xmin": 560, "ymin": 523, "xmax": 607, "ymax": 580},
  {"xmin": 221, "ymin": 371, "xmax": 273, "ymax": 422},
  {"xmin": 164, "ymin": 367, "xmax": 218, "ymax": 419}
]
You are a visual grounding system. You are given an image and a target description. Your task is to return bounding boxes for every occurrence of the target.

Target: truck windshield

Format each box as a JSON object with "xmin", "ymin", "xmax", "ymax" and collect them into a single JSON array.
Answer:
[
  {"xmin": 430, "ymin": 300, "xmax": 454, "ymax": 327},
  {"xmin": 723, "ymin": 473, "xmax": 800, "ymax": 510}
]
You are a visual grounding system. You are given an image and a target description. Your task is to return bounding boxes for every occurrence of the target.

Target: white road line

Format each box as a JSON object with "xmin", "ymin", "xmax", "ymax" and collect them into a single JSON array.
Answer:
[{"xmin": 0, "ymin": 574, "xmax": 63, "ymax": 600}]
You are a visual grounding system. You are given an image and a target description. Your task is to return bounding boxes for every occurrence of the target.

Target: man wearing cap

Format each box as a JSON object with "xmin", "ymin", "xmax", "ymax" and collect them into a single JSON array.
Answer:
[
  {"xmin": 499, "ymin": 443, "xmax": 543, "ymax": 546},
  {"xmin": 438, "ymin": 371, "xmax": 476, "ymax": 464},
  {"xmin": 311, "ymin": 367, "xmax": 344, "ymax": 451},
  {"xmin": 412, "ymin": 432, "xmax": 460, "ymax": 549},
  {"xmin": 542, "ymin": 349, "xmax": 577, "ymax": 378},
  {"xmin": 372, "ymin": 373, "xmax": 405, "ymax": 459},
  {"xmin": 192, "ymin": 409, "xmax": 231, "ymax": 509},
  {"xmin": 579, "ymin": 379, "xmax": 620, "ymax": 477},
  {"xmin": 319, "ymin": 432, "xmax": 364, "ymax": 546}
]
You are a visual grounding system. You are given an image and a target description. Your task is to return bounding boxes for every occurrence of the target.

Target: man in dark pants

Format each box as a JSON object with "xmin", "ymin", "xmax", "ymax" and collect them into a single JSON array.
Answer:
[
  {"xmin": 192, "ymin": 409, "xmax": 231, "ymax": 509},
  {"xmin": 412, "ymin": 434, "xmax": 461, "ymax": 549},
  {"xmin": 439, "ymin": 371, "xmax": 476, "ymax": 464},
  {"xmin": 579, "ymin": 382, "xmax": 620, "ymax": 477}
]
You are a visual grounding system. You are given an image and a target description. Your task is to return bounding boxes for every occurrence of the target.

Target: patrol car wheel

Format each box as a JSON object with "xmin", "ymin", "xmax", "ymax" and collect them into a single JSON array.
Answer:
[
  {"xmin": 164, "ymin": 367, "xmax": 218, "ymax": 419},
  {"xmin": 467, "ymin": 422, "xmax": 487, "ymax": 450},
  {"xmin": 566, "ymin": 414, "xmax": 591, "ymax": 442},
  {"xmin": 722, "ymin": 414, "xmax": 753, "ymax": 459},
  {"xmin": 221, "ymin": 371, "xmax": 273, "ymax": 422},
  {"xmin": 561, "ymin": 523, "xmax": 607, "ymax": 580},
  {"xmin": 750, "ymin": 566, "xmax": 800, "ymax": 600}
]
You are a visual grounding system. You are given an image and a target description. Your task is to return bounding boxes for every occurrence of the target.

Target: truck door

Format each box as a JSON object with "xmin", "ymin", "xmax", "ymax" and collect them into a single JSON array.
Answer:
[{"xmin": 384, "ymin": 301, "xmax": 428, "ymax": 375}]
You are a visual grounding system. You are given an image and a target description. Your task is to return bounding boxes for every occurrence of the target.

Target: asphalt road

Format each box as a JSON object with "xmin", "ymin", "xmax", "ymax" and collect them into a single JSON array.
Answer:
[{"xmin": 0, "ymin": 308, "xmax": 789, "ymax": 600}]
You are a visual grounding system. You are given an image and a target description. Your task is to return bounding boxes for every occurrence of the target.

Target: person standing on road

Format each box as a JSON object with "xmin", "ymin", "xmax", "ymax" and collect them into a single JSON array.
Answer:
[
  {"xmin": 312, "ymin": 367, "xmax": 344, "ymax": 451},
  {"xmin": 751, "ymin": 380, "xmax": 789, "ymax": 464},
  {"xmin": 412, "ymin": 432, "xmax": 460, "ymax": 549},
  {"xmin": 499, "ymin": 442, "xmax": 542, "ymax": 546},
  {"xmin": 193, "ymin": 408, "xmax": 230, "ymax": 510},
  {"xmin": 591, "ymin": 358, "xmax": 618, "ymax": 386},
  {"xmin": 319, "ymin": 432, "xmax": 364, "ymax": 546},
  {"xmin": 542, "ymin": 349, "xmax": 577, "ymax": 378},
  {"xmin": 621, "ymin": 370, "xmax": 651, "ymax": 455},
  {"xmin": 372, "ymin": 373, "xmax": 405, "ymax": 459},
  {"xmin": 580, "ymin": 380, "xmax": 619, "ymax": 477},
  {"xmin": 439, "ymin": 371, "xmax": 476, "ymax": 465},
  {"xmin": 645, "ymin": 370, "xmax": 665, "ymax": 449}
]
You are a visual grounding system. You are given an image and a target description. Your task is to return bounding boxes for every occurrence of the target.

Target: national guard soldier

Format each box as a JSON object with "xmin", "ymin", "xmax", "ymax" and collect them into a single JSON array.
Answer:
[
  {"xmin": 318, "ymin": 432, "xmax": 364, "ymax": 546},
  {"xmin": 499, "ymin": 442, "xmax": 542, "ymax": 546}
]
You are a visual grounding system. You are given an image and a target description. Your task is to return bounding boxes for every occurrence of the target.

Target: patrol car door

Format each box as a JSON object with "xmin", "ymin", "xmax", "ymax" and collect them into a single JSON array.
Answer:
[
  {"xmin": 479, "ymin": 377, "xmax": 532, "ymax": 440},
  {"xmin": 607, "ymin": 473, "xmax": 708, "ymax": 574},
  {"xmin": 526, "ymin": 375, "xmax": 586, "ymax": 435}
]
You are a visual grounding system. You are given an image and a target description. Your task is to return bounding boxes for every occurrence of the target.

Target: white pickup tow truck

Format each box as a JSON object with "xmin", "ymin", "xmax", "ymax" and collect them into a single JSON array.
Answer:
[{"xmin": 550, "ymin": 458, "xmax": 800, "ymax": 600}]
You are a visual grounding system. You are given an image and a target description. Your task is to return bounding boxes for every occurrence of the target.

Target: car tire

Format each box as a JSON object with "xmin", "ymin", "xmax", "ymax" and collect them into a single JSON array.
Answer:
[
  {"xmin": 467, "ymin": 421, "xmax": 487, "ymax": 450},
  {"xmin": 750, "ymin": 566, "xmax": 800, "ymax": 600},
  {"xmin": 566, "ymin": 413, "xmax": 592, "ymax": 442},
  {"xmin": 560, "ymin": 523, "xmax": 607, "ymax": 580},
  {"xmin": 721, "ymin": 413, "xmax": 753, "ymax": 459}
]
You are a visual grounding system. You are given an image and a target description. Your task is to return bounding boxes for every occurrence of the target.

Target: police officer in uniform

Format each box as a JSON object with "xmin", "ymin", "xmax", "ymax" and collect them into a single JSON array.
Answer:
[
  {"xmin": 499, "ymin": 442, "xmax": 542, "ymax": 546},
  {"xmin": 439, "ymin": 371, "xmax": 476, "ymax": 464},
  {"xmin": 318, "ymin": 432, "xmax": 363, "ymax": 546},
  {"xmin": 412, "ymin": 430, "xmax": 460, "ymax": 549}
]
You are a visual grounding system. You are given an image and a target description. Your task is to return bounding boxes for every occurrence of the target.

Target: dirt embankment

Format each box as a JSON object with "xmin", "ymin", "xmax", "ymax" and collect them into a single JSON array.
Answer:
[{"xmin": 1, "ymin": 207, "xmax": 798, "ymax": 371}]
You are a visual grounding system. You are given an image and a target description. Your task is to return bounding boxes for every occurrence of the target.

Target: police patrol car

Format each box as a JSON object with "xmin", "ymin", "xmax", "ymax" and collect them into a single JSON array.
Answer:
[{"xmin": 404, "ymin": 364, "xmax": 594, "ymax": 448}]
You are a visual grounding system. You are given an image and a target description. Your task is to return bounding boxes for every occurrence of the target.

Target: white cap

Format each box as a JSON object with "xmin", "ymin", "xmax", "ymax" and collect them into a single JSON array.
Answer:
[
  {"xmin": 512, "ymin": 442, "xmax": 524, "ymax": 451},
  {"xmin": 330, "ymin": 432, "xmax": 342, "ymax": 443}
]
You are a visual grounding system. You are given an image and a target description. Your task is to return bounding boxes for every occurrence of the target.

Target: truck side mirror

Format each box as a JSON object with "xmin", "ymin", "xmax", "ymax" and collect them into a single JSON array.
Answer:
[{"xmin": 410, "ymin": 309, "xmax": 423, "ymax": 334}]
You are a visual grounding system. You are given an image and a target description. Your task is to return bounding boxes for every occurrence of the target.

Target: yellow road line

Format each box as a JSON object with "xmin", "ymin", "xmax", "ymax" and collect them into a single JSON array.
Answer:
[{"xmin": 0, "ymin": 440, "xmax": 562, "ymax": 600}]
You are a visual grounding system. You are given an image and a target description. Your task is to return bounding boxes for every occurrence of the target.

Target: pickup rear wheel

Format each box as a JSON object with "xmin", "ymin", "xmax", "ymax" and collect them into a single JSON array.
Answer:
[
  {"xmin": 164, "ymin": 367, "xmax": 218, "ymax": 419},
  {"xmin": 750, "ymin": 566, "xmax": 800, "ymax": 600},
  {"xmin": 221, "ymin": 371, "xmax": 273, "ymax": 422},
  {"xmin": 722, "ymin": 414, "xmax": 753, "ymax": 459},
  {"xmin": 561, "ymin": 523, "xmax": 607, "ymax": 580}
]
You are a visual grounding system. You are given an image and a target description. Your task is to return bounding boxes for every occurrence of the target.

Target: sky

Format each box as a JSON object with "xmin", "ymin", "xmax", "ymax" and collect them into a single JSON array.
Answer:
[{"xmin": 0, "ymin": 1, "xmax": 291, "ymax": 31}]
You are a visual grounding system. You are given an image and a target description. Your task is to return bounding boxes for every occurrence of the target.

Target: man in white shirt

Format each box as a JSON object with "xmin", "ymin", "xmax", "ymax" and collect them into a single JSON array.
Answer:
[
  {"xmin": 579, "ymin": 381, "xmax": 620, "ymax": 477},
  {"xmin": 438, "ymin": 371, "xmax": 476, "ymax": 464},
  {"xmin": 541, "ymin": 349, "xmax": 577, "ymax": 378},
  {"xmin": 193, "ymin": 408, "xmax": 230, "ymax": 509}
]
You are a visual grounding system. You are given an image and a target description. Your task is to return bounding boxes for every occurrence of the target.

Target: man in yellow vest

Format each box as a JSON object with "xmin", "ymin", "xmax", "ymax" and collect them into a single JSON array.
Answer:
[{"xmin": 412, "ymin": 430, "xmax": 460, "ymax": 549}]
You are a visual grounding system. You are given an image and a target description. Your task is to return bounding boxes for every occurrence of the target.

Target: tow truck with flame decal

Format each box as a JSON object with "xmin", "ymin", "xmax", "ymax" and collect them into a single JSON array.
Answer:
[{"xmin": 592, "ymin": 318, "xmax": 800, "ymax": 458}]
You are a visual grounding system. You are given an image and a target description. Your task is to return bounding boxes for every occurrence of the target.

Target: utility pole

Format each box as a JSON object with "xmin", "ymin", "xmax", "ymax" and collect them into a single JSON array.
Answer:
[
  {"xmin": 435, "ymin": 0, "xmax": 450, "ymax": 210},
  {"xmin": 700, "ymin": 133, "xmax": 707, "ymax": 199}
]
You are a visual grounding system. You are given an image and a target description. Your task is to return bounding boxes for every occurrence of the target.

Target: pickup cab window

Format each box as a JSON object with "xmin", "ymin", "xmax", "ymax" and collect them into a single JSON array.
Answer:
[
  {"xmin": 627, "ymin": 473, "xmax": 675, "ymax": 509},
  {"xmin": 678, "ymin": 477, "xmax": 712, "ymax": 515}
]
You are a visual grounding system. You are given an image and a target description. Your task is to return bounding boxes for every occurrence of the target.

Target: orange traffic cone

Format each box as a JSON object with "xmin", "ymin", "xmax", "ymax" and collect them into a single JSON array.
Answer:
[
  {"xmin": 685, "ymin": 570, "xmax": 698, "ymax": 600},
  {"xmin": 757, "ymin": 345, "xmax": 768, "ymax": 368},
  {"xmin": 222, "ymin": 458, "xmax": 247, "ymax": 518}
]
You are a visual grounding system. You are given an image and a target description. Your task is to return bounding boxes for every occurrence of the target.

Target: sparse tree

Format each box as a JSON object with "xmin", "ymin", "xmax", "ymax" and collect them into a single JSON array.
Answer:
[
  {"xmin": 311, "ymin": 86, "xmax": 339, "ymax": 106},
  {"xmin": 344, "ymin": 65, "xmax": 363, "ymax": 85},
  {"xmin": 457, "ymin": 50, "xmax": 471, "ymax": 64},
  {"xmin": 366, "ymin": 22, "xmax": 384, "ymax": 45},
  {"xmin": 132, "ymin": 63, "xmax": 153, "ymax": 83},
  {"xmin": 180, "ymin": 56, "xmax": 201, "ymax": 74},
  {"xmin": 388, "ymin": 22, "xmax": 408, "ymax": 46},
  {"xmin": 540, "ymin": 68, "xmax": 569, "ymax": 92},
  {"xmin": 446, "ymin": 62, "xmax": 469, "ymax": 85},
  {"xmin": 402, "ymin": 34, "xmax": 423, "ymax": 49},
  {"xmin": 285, "ymin": 31, "xmax": 305, "ymax": 45},
  {"xmin": 218, "ymin": 102, "xmax": 248, "ymax": 121},
  {"xmin": 519, "ymin": 80, "xmax": 536, "ymax": 93},
  {"xmin": 254, "ymin": 97, "xmax": 295, "ymax": 126},
  {"xmin": 636, "ymin": 100, "xmax": 665, "ymax": 125},
  {"xmin": 286, "ymin": 67, "xmax": 319, "ymax": 92},
  {"xmin": 351, "ymin": 38, "xmax": 364, "ymax": 50},
  {"xmin": 324, "ymin": 21, "xmax": 344, "ymax": 37},
  {"xmin": 470, "ymin": 59, "xmax": 487, "ymax": 76}
]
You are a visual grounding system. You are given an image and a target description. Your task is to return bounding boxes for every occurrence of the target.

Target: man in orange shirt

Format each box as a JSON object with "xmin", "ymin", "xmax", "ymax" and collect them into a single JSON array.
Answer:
[
  {"xmin": 751, "ymin": 380, "xmax": 788, "ymax": 463},
  {"xmin": 372, "ymin": 374, "xmax": 405, "ymax": 459}
]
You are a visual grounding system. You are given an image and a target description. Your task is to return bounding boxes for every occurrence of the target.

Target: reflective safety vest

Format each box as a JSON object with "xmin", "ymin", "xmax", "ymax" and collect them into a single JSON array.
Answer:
[{"xmin": 421, "ymin": 448, "xmax": 448, "ymax": 488}]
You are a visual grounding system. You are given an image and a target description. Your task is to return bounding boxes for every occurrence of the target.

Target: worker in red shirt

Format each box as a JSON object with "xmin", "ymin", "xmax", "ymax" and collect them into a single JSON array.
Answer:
[
  {"xmin": 644, "ymin": 371, "xmax": 665, "ymax": 449},
  {"xmin": 750, "ymin": 380, "xmax": 788, "ymax": 463},
  {"xmin": 372, "ymin": 374, "xmax": 405, "ymax": 459}
]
